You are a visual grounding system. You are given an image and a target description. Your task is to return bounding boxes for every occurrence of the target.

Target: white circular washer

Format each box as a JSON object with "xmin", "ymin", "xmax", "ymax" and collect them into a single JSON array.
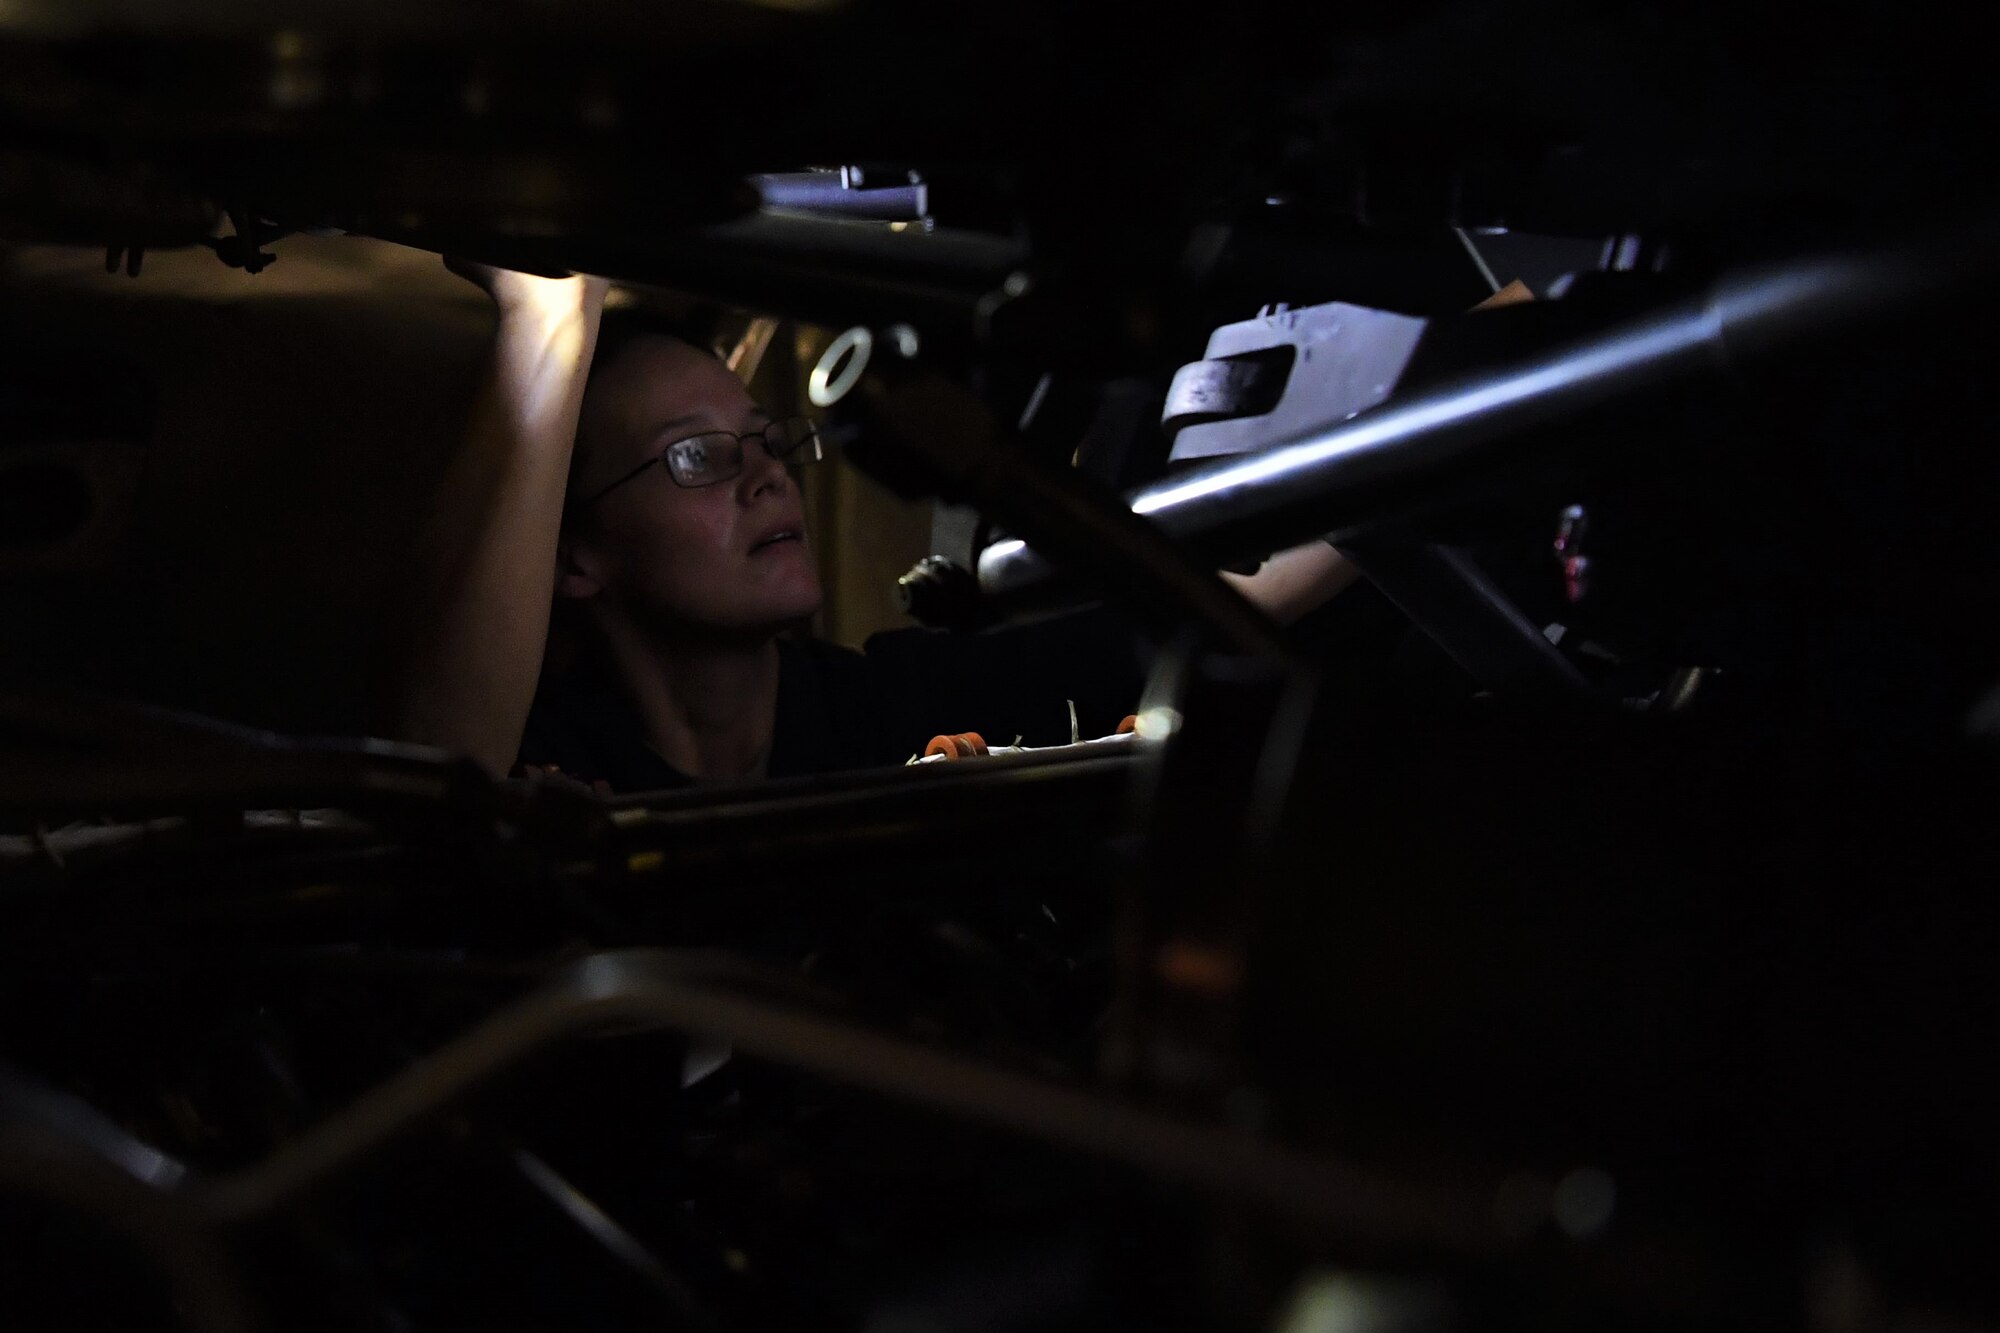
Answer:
[{"xmin": 808, "ymin": 326, "xmax": 874, "ymax": 408}]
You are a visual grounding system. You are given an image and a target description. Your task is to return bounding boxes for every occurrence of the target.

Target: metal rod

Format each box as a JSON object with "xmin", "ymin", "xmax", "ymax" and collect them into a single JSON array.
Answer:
[
  {"xmin": 368, "ymin": 212, "xmax": 1025, "ymax": 351},
  {"xmin": 192, "ymin": 950, "xmax": 1501, "ymax": 1256},
  {"xmin": 580, "ymin": 213, "xmax": 1022, "ymax": 345},
  {"xmin": 2, "ymin": 1063, "xmax": 191, "ymax": 1191},
  {"xmin": 854, "ymin": 375, "xmax": 1303, "ymax": 663},
  {"xmin": 1453, "ymin": 226, "xmax": 1502, "ymax": 294},
  {"xmin": 1342, "ymin": 542, "xmax": 1589, "ymax": 696},
  {"xmin": 977, "ymin": 229, "xmax": 1995, "ymax": 602},
  {"xmin": 754, "ymin": 172, "xmax": 929, "ymax": 222},
  {"xmin": 507, "ymin": 1140, "xmax": 719, "ymax": 1330},
  {"xmin": 0, "ymin": 1128, "xmax": 256, "ymax": 1333}
]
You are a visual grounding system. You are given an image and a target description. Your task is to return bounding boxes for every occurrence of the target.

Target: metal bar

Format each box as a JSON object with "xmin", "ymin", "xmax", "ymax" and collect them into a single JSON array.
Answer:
[
  {"xmin": 0, "ymin": 1126, "xmax": 255, "ymax": 1333},
  {"xmin": 854, "ymin": 376, "xmax": 1303, "ymax": 663},
  {"xmin": 192, "ymin": 950, "xmax": 1502, "ymax": 1256},
  {"xmin": 1, "ymin": 1062, "xmax": 190, "ymax": 1191},
  {"xmin": 1453, "ymin": 226, "xmax": 1502, "ymax": 294},
  {"xmin": 576, "ymin": 213, "xmax": 1021, "ymax": 345},
  {"xmin": 977, "ymin": 229, "xmax": 1995, "ymax": 602},
  {"xmin": 754, "ymin": 172, "xmax": 929, "ymax": 222},
  {"xmin": 595, "ymin": 750, "xmax": 1137, "ymax": 883},
  {"xmin": 1342, "ymin": 542, "xmax": 1589, "ymax": 696},
  {"xmin": 507, "ymin": 1141, "xmax": 719, "ymax": 1330},
  {"xmin": 0, "ymin": 689, "xmax": 495, "ymax": 818},
  {"xmin": 368, "ymin": 212, "xmax": 1025, "ymax": 351}
]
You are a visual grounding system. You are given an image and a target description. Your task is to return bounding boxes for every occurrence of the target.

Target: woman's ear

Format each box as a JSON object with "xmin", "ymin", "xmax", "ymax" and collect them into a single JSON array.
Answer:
[{"xmin": 555, "ymin": 536, "xmax": 604, "ymax": 601}]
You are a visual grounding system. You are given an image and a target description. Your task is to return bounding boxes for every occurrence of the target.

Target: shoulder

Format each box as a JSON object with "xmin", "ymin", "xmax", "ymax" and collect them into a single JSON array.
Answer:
[
  {"xmin": 519, "ymin": 662, "xmax": 690, "ymax": 793},
  {"xmin": 770, "ymin": 635, "xmax": 905, "ymax": 775}
]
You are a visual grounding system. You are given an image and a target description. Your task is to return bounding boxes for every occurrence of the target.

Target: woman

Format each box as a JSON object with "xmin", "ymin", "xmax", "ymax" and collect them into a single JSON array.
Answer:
[{"xmin": 393, "ymin": 266, "xmax": 1351, "ymax": 790}]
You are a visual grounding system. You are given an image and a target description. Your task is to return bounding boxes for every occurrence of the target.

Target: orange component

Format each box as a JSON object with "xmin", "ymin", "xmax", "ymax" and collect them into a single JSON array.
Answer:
[
  {"xmin": 1155, "ymin": 941, "xmax": 1243, "ymax": 996},
  {"xmin": 924, "ymin": 731, "xmax": 989, "ymax": 759},
  {"xmin": 1116, "ymin": 714, "xmax": 1139, "ymax": 735}
]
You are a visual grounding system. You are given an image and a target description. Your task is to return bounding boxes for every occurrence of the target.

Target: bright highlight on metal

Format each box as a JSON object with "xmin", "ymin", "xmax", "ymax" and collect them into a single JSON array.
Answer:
[
  {"xmin": 1134, "ymin": 707, "xmax": 1183, "ymax": 741},
  {"xmin": 808, "ymin": 326, "xmax": 872, "ymax": 408}
]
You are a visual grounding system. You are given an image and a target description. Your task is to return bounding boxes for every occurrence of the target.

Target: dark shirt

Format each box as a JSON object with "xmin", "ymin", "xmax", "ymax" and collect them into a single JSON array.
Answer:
[{"xmin": 518, "ymin": 610, "xmax": 1144, "ymax": 792}]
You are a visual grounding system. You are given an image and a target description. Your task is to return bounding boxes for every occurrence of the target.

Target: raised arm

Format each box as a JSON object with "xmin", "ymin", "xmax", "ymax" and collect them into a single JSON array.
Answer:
[{"xmin": 390, "ymin": 264, "xmax": 607, "ymax": 774}]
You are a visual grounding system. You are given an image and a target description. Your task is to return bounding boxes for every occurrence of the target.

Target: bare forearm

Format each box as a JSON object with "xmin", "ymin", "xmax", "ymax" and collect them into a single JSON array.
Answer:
[
  {"xmin": 1222, "ymin": 541, "xmax": 1360, "ymax": 625},
  {"xmin": 392, "ymin": 277, "xmax": 605, "ymax": 773}
]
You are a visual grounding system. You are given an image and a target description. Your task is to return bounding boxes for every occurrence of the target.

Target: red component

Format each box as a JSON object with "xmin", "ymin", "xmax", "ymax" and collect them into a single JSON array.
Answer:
[
  {"xmin": 923, "ymin": 732, "xmax": 988, "ymax": 760},
  {"xmin": 1563, "ymin": 554, "xmax": 1592, "ymax": 605}
]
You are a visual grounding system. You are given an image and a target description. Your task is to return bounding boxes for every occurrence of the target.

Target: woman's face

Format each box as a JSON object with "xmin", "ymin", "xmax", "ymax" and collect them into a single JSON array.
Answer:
[{"xmin": 564, "ymin": 335, "xmax": 823, "ymax": 638}]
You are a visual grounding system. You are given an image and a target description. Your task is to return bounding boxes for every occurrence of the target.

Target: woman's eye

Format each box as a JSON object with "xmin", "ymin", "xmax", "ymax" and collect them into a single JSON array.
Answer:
[{"xmin": 670, "ymin": 444, "xmax": 708, "ymax": 480}]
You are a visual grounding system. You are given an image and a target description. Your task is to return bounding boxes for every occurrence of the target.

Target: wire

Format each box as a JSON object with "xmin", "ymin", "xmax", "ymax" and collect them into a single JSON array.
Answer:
[{"xmin": 1453, "ymin": 227, "xmax": 1503, "ymax": 293}]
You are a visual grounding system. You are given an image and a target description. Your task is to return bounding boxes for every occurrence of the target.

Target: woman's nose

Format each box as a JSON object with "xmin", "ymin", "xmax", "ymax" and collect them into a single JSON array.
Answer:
[{"xmin": 738, "ymin": 435, "xmax": 788, "ymax": 499}]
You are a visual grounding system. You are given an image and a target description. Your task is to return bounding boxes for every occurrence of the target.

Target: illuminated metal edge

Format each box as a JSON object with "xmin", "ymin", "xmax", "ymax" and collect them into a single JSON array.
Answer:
[
  {"xmin": 191, "ymin": 948, "xmax": 1512, "ymax": 1258},
  {"xmin": 977, "ymin": 237, "xmax": 1982, "ymax": 602}
]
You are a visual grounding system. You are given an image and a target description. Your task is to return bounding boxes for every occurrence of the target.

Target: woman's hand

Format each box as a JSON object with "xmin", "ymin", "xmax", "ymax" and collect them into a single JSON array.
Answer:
[
  {"xmin": 446, "ymin": 257, "xmax": 608, "ymax": 330},
  {"xmin": 1223, "ymin": 541, "xmax": 1361, "ymax": 625}
]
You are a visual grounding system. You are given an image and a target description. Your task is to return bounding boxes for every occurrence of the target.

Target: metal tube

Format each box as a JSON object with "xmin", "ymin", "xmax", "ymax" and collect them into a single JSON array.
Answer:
[
  {"xmin": 1342, "ymin": 542, "xmax": 1589, "ymax": 697},
  {"xmin": 853, "ymin": 375, "xmax": 1302, "ymax": 663},
  {"xmin": 193, "ymin": 950, "xmax": 1501, "ymax": 1255},
  {"xmin": 1, "ymin": 1063, "xmax": 190, "ymax": 1191},
  {"xmin": 506, "ymin": 1141, "xmax": 719, "ymax": 1330},
  {"xmin": 977, "ymin": 234, "xmax": 1993, "ymax": 601},
  {"xmin": 753, "ymin": 172, "xmax": 929, "ymax": 222},
  {"xmin": 0, "ymin": 1128, "xmax": 256, "ymax": 1333},
  {"xmin": 369, "ymin": 212, "xmax": 1026, "ymax": 352}
]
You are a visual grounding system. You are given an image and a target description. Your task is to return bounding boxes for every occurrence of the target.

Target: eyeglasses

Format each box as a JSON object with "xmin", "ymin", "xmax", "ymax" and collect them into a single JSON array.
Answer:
[{"xmin": 576, "ymin": 416, "xmax": 824, "ymax": 506}]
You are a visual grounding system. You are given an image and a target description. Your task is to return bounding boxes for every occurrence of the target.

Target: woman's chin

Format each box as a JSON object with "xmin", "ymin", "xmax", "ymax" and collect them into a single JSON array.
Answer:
[{"xmin": 743, "ymin": 580, "xmax": 823, "ymax": 632}]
